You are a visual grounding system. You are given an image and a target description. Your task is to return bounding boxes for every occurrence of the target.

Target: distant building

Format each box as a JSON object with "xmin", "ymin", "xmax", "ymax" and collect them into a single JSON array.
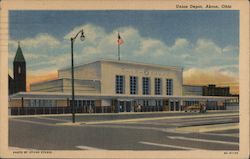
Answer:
[
  {"xmin": 182, "ymin": 85, "xmax": 203, "ymax": 96},
  {"xmin": 202, "ymin": 84, "xmax": 230, "ymax": 96},
  {"xmin": 183, "ymin": 84, "xmax": 232, "ymax": 97},
  {"xmin": 9, "ymin": 42, "xmax": 26, "ymax": 95}
]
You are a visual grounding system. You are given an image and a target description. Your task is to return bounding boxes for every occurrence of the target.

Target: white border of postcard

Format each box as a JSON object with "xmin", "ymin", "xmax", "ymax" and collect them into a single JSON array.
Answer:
[{"xmin": 0, "ymin": 0, "xmax": 249, "ymax": 158}]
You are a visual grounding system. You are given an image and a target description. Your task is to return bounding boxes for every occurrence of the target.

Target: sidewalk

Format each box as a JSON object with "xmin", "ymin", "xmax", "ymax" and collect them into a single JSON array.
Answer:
[{"xmin": 176, "ymin": 123, "xmax": 239, "ymax": 133}]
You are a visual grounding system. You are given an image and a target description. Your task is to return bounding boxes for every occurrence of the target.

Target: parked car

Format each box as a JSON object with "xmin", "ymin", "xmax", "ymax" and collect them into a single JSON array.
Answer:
[
  {"xmin": 183, "ymin": 104, "xmax": 201, "ymax": 112},
  {"xmin": 183, "ymin": 104, "xmax": 207, "ymax": 113}
]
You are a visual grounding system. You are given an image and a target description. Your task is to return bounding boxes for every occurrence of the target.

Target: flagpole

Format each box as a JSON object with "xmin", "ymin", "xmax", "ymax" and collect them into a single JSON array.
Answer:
[
  {"xmin": 118, "ymin": 32, "xmax": 120, "ymax": 61},
  {"xmin": 118, "ymin": 41, "xmax": 120, "ymax": 61}
]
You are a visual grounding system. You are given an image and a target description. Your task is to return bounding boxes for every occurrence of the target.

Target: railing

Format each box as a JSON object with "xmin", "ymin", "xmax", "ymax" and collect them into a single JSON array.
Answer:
[
  {"xmin": 9, "ymin": 106, "xmax": 120, "ymax": 115},
  {"xmin": 9, "ymin": 104, "xmax": 229, "ymax": 115},
  {"xmin": 9, "ymin": 105, "xmax": 164, "ymax": 115},
  {"xmin": 140, "ymin": 106, "xmax": 163, "ymax": 112},
  {"xmin": 10, "ymin": 106, "xmax": 73, "ymax": 115}
]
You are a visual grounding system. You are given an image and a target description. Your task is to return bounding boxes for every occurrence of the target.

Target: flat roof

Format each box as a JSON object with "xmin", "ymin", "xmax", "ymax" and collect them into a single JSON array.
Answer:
[
  {"xmin": 59, "ymin": 59, "xmax": 183, "ymax": 72},
  {"xmin": 183, "ymin": 85, "xmax": 204, "ymax": 87},
  {"xmin": 31, "ymin": 78, "xmax": 100, "ymax": 86}
]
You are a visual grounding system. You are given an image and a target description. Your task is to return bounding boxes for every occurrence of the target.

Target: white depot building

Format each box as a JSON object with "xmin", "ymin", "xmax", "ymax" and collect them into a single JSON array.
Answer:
[
  {"xmin": 32, "ymin": 59, "xmax": 183, "ymax": 95},
  {"xmin": 9, "ymin": 59, "xmax": 238, "ymax": 113}
]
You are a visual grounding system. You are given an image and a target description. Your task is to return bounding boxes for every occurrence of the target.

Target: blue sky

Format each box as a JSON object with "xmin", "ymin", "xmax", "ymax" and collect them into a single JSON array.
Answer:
[
  {"xmin": 10, "ymin": 10, "xmax": 238, "ymax": 47},
  {"xmin": 8, "ymin": 10, "xmax": 239, "ymax": 92}
]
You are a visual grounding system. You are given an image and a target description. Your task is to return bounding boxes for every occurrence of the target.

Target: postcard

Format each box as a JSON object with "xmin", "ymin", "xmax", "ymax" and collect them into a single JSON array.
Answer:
[{"xmin": 0, "ymin": 0, "xmax": 249, "ymax": 158}]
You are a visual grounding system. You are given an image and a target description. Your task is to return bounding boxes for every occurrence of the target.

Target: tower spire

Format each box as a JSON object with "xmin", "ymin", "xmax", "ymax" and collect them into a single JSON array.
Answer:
[
  {"xmin": 14, "ymin": 41, "xmax": 25, "ymax": 62},
  {"xmin": 13, "ymin": 40, "xmax": 26, "ymax": 93}
]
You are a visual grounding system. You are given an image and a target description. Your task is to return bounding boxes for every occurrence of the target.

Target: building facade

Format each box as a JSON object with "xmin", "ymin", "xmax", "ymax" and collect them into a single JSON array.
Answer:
[
  {"xmin": 202, "ymin": 85, "xmax": 230, "ymax": 96},
  {"xmin": 183, "ymin": 85, "xmax": 203, "ymax": 96},
  {"xmin": 54, "ymin": 59, "xmax": 183, "ymax": 96},
  {"xmin": 28, "ymin": 60, "xmax": 184, "ymax": 112},
  {"xmin": 9, "ymin": 91, "xmax": 238, "ymax": 115},
  {"xmin": 8, "ymin": 59, "xmax": 239, "ymax": 114}
]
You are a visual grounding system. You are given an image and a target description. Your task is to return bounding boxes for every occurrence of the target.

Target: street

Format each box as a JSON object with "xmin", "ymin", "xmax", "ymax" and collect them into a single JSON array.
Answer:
[{"xmin": 9, "ymin": 111, "xmax": 239, "ymax": 150}]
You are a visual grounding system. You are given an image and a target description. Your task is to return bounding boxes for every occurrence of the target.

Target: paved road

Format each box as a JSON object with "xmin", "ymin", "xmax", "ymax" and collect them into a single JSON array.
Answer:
[{"xmin": 9, "ymin": 111, "xmax": 239, "ymax": 150}]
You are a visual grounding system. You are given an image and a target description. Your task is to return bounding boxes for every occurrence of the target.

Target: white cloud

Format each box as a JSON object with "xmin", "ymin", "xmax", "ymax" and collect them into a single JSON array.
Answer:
[
  {"xmin": 8, "ymin": 23, "xmax": 239, "ymax": 79},
  {"xmin": 194, "ymin": 39, "xmax": 222, "ymax": 55},
  {"xmin": 136, "ymin": 38, "xmax": 167, "ymax": 56},
  {"xmin": 184, "ymin": 67, "xmax": 238, "ymax": 80},
  {"xmin": 173, "ymin": 38, "xmax": 190, "ymax": 49},
  {"xmin": 64, "ymin": 24, "xmax": 106, "ymax": 43},
  {"xmin": 222, "ymin": 45, "xmax": 237, "ymax": 53},
  {"xmin": 19, "ymin": 33, "xmax": 60, "ymax": 48}
]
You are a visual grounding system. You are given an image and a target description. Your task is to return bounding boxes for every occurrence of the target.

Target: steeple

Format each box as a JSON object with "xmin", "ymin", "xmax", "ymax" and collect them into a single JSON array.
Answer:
[
  {"xmin": 14, "ymin": 41, "xmax": 25, "ymax": 62},
  {"xmin": 13, "ymin": 41, "xmax": 26, "ymax": 93}
]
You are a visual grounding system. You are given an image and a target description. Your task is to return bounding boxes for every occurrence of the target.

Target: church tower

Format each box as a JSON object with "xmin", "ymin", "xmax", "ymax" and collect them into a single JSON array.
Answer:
[{"xmin": 13, "ymin": 42, "xmax": 26, "ymax": 92}]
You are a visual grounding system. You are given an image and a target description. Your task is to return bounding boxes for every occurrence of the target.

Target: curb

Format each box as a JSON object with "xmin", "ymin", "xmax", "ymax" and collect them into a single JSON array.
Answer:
[{"xmin": 176, "ymin": 123, "xmax": 239, "ymax": 133}]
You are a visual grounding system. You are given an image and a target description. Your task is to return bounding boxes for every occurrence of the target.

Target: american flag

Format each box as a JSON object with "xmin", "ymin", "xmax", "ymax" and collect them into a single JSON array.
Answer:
[{"xmin": 117, "ymin": 33, "xmax": 124, "ymax": 45}]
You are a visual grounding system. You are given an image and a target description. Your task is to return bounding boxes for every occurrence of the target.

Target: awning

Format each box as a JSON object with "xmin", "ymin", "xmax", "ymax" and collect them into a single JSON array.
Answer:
[{"xmin": 117, "ymin": 99, "xmax": 134, "ymax": 102}]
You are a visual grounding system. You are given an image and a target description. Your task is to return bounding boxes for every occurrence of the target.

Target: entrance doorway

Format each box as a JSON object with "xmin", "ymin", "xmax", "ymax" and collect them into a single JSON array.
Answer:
[
  {"xmin": 117, "ymin": 100, "xmax": 132, "ymax": 112},
  {"xmin": 125, "ymin": 101, "xmax": 131, "ymax": 112},
  {"xmin": 170, "ymin": 101, "xmax": 174, "ymax": 111},
  {"xmin": 175, "ymin": 101, "xmax": 180, "ymax": 111}
]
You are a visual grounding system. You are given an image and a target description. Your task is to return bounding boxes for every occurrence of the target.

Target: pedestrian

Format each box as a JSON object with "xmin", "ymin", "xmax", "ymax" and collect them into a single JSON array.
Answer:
[
  {"xmin": 203, "ymin": 105, "xmax": 207, "ymax": 113},
  {"xmin": 200, "ymin": 104, "xmax": 203, "ymax": 113},
  {"xmin": 138, "ymin": 104, "xmax": 141, "ymax": 112}
]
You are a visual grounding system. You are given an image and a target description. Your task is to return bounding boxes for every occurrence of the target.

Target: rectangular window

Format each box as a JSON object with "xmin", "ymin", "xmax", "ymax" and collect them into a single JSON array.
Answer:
[
  {"xmin": 130, "ymin": 76, "xmax": 138, "ymax": 95},
  {"xmin": 155, "ymin": 78, "xmax": 162, "ymax": 95},
  {"xmin": 155, "ymin": 100, "xmax": 162, "ymax": 106},
  {"xmin": 166, "ymin": 79, "xmax": 173, "ymax": 95},
  {"xmin": 116, "ymin": 75, "xmax": 125, "ymax": 94},
  {"xmin": 143, "ymin": 100, "xmax": 149, "ymax": 106},
  {"xmin": 142, "ymin": 77, "xmax": 150, "ymax": 95},
  {"xmin": 91, "ymin": 101, "xmax": 95, "ymax": 106}
]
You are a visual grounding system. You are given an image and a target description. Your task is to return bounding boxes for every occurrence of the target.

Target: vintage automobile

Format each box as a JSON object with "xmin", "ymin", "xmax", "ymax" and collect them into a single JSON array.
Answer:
[{"xmin": 183, "ymin": 104, "xmax": 206, "ymax": 113}]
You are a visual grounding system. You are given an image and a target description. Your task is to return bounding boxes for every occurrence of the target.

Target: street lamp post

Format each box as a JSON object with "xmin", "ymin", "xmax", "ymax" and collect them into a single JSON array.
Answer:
[{"xmin": 71, "ymin": 29, "xmax": 85, "ymax": 123}]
